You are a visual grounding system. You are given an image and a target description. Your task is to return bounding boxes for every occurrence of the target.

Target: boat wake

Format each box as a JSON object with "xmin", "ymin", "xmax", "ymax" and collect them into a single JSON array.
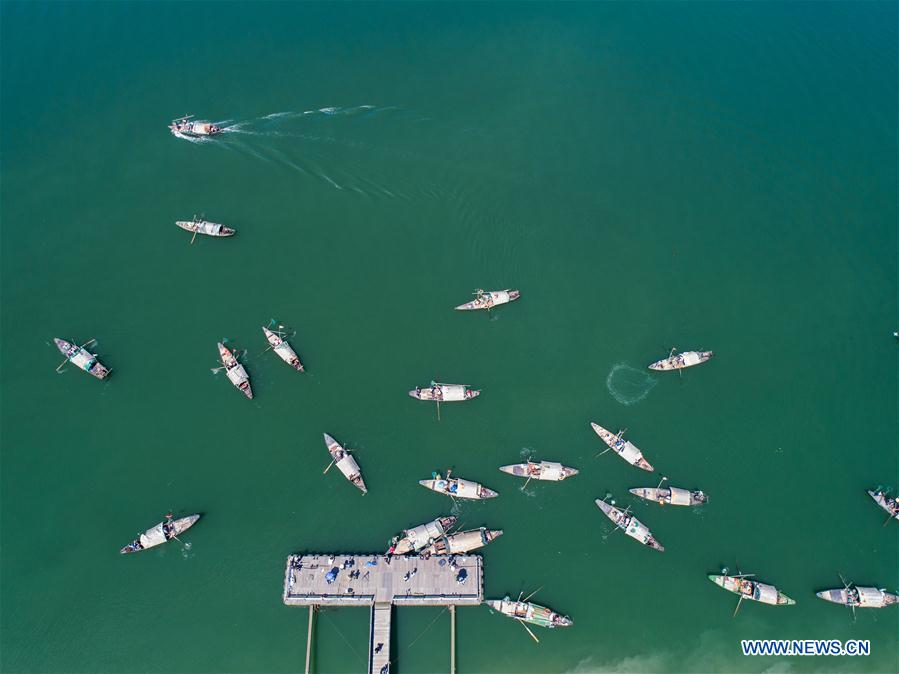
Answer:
[{"xmin": 606, "ymin": 362, "xmax": 657, "ymax": 406}]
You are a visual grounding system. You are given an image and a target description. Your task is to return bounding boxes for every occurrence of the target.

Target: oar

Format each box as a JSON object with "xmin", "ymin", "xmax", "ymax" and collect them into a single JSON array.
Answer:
[
  {"xmin": 517, "ymin": 619, "xmax": 540, "ymax": 643},
  {"xmin": 595, "ymin": 447, "xmax": 612, "ymax": 458},
  {"xmin": 210, "ymin": 365, "xmax": 226, "ymax": 374},
  {"xmin": 56, "ymin": 359, "xmax": 69, "ymax": 372},
  {"xmin": 521, "ymin": 476, "xmax": 532, "ymax": 491},
  {"xmin": 732, "ymin": 594, "xmax": 744, "ymax": 618},
  {"xmin": 522, "ymin": 586, "xmax": 543, "ymax": 603},
  {"xmin": 883, "ymin": 513, "xmax": 894, "ymax": 526},
  {"xmin": 190, "ymin": 230, "xmax": 198, "ymax": 245},
  {"xmin": 436, "ymin": 399, "xmax": 441, "ymax": 422},
  {"xmin": 80, "ymin": 338, "xmax": 97, "ymax": 349},
  {"xmin": 323, "ymin": 459, "xmax": 336, "ymax": 474}
]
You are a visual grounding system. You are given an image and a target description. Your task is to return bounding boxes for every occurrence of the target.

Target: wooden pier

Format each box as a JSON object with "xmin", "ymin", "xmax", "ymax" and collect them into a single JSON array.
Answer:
[{"xmin": 284, "ymin": 553, "xmax": 483, "ymax": 673}]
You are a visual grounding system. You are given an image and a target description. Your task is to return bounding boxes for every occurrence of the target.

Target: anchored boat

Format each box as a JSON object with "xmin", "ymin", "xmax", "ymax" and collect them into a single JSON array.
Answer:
[
  {"xmin": 120, "ymin": 514, "xmax": 200, "ymax": 554},
  {"xmin": 629, "ymin": 486, "xmax": 707, "ymax": 506},
  {"xmin": 454, "ymin": 289, "xmax": 520, "ymax": 311},
  {"xmin": 176, "ymin": 217, "xmax": 235, "ymax": 241},
  {"xmin": 409, "ymin": 382, "xmax": 480, "ymax": 401},
  {"xmin": 53, "ymin": 338, "xmax": 110, "ymax": 379},
  {"xmin": 169, "ymin": 115, "xmax": 222, "ymax": 137},
  {"xmin": 419, "ymin": 472, "xmax": 498, "ymax": 500},
  {"xmin": 648, "ymin": 349, "xmax": 713, "ymax": 371},
  {"xmin": 591, "ymin": 423, "xmax": 654, "ymax": 472},
  {"xmin": 867, "ymin": 490, "xmax": 899, "ymax": 521},
  {"xmin": 708, "ymin": 573, "xmax": 795, "ymax": 611},
  {"xmin": 323, "ymin": 433, "xmax": 367, "ymax": 494},
  {"xmin": 595, "ymin": 498, "xmax": 664, "ymax": 551},
  {"xmin": 262, "ymin": 326, "xmax": 304, "ymax": 372},
  {"xmin": 218, "ymin": 342, "xmax": 252, "ymax": 399},
  {"xmin": 817, "ymin": 583, "xmax": 898, "ymax": 609},
  {"xmin": 422, "ymin": 527, "xmax": 503, "ymax": 556},
  {"xmin": 486, "ymin": 596, "xmax": 572, "ymax": 629},
  {"xmin": 389, "ymin": 516, "xmax": 458, "ymax": 555},
  {"xmin": 499, "ymin": 460, "xmax": 578, "ymax": 482}
]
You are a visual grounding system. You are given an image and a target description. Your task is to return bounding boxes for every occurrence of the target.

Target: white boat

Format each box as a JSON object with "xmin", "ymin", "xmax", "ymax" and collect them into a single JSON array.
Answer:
[
  {"xmin": 486, "ymin": 597, "xmax": 572, "ymax": 628},
  {"xmin": 53, "ymin": 338, "xmax": 110, "ymax": 379},
  {"xmin": 262, "ymin": 326, "xmax": 304, "ymax": 372},
  {"xmin": 817, "ymin": 584, "xmax": 898, "ymax": 609},
  {"xmin": 594, "ymin": 498, "xmax": 664, "ymax": 551},
  {"xmin": 590, "ymin": 423, "xmax": 654, "ymax": 472},
  {"xmin": 498, "ymin": 460, "xmax": 578, "ymax": 482},
  {"xmin": 389, "ymin": 516, "xmax": 458, "ymax": 555},
  {"xmin": 323, "ymin": 433, "xmax": 367, "ymax": 494},
  {"xmin": 175, "ymin": 218, "xmax": 235, "ymax": 238},
  {"xmin": 629, "ymin": 486, "xmax": 707, "ymax": 506},
  {"xmin": 648, "ymin": 349, "xmax": 713, "ymax": 371},
  {"xmin": 709, "ymin": 574, "xmax": 795, "ymax": 606},
  {"xmin": 409, "ymin": 382, "xmax": 480, "ymax": 401},
  {"xmin": 218, "ymin": 342, "xmax": 252, "ymax": 399},
  {"xmin": 120, "ymin": 514, "xmax": 200, "ymax": 554},
  {"xmin": 422, "ymin": 527, "xmax": 503, "ymax": 556},
  {"xmin": 868, "ymin": 490, "xmax": 899, "ymax": 521},
  {"xmin": 419, "ymin": 473, "xmax": 498, "ymax": 500},
  {"xmin": 454, "ymin": 289, "xmax": 520, "ymax": 311},
  {"xmin": 169, "ymin": 115, "xmax": 222, "ymax": 137}
]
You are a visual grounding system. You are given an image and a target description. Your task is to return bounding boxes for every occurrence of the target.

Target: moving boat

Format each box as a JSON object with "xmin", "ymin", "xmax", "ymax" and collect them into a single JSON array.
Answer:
[
  {"xmin": 323, "ymin": 433, "xmax": 367, "ymax": 494},
  {"xmin": 590, "ymin": 423, "xmax": 654, "ymax": 472},
  {"xmin": 218, "ymin": 342, "xmax": 252, "ymax": 399},
  {"xmin": 708, "ymin": 574, "xmax": 795, "ymax": 608},
  {"xmin": 817, "ymin": 583, "xmax": 898, "ymax": 609},
  {"xmin": 867, "ymin": 490, "xmax": 899, "ymax": 521},
  {"xmin": 53, "ymin": 338, "xmax": 110, "ymax": 379},
  {"xmin": 262, "ymin": 326, "xmax": 304, "ymax": 372},
  {"xmin": 648, "ymin": 349, "xmax": 714, "ymax": 371},
  {"xmin": 499, "ymin": 460, "xmax": 578, "ymax": 482},
  {"xmin": 409, "ymin": 382, "xmax": 480, "ymax": 401},
  {"xmin": 594, "ymin": 498, "xmax": 664, "ymax": 551},
  {"xmin": 422, "ymin": 527, "xmax": 503, "ymax": 555},
  {"xmin": 120, "ymin": 514, "xmax": 200, "ymax": 554},
  {"xmin": 419, "ymin": 472, "xmax": 498, "ymax": 500},
  {"xmin": 486, "ymin": 596, "xmax": 573, "ymax": 629},
  {"xmin": 454, "ymin": 289, "xmax": 520, "ymax": 311},
  {"xmin": 175, "ymin": 217, "xmax": 235, "ymax": 240},
  {"xmin": 169, "ymin": 115, "xmax": 222, "ymax": 137},
  {"xmin": 629, "ymin": 486, "xmax": 707, "ymax": 506},
  {"xmin": 389, "ymin": 516, "xmax": 458, "ymax": 555}
]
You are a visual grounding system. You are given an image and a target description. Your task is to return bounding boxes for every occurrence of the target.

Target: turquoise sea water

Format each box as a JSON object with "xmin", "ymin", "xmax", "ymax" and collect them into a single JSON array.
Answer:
[{"xmin": 1, "ymin": 2, "xmax": 897, "ymax": 673}]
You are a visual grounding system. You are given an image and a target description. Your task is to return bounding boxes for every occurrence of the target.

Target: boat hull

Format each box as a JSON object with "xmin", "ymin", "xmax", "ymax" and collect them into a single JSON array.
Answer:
[
  {"xmin": 486, "ymin": 598, "xmax": 573, "ymax": 628},
  {"xmin": 590, "ymin": 423, "xmax": 654, "ymax": 472},
  {"xmin": 648, "ymin": 350, "xmax": 713, "ymax": 371},
  {"xmin": 120, "ymin": 514, "xmax": 200, "ymax": 554},
  {"xmin": 175, "ymin": 220, "xmax": 235, "ymax": 237},
  {"xmin": 499, "ymin": 461, "xmax": 578, "ymax": 481},
  {"xmin": 867, "ymin": 490, "xmax": 899, "ymax": 520},
  {"xmin": 409, "ymin": 383, "xmax": 480, "ymax": 401},
  {"xmin": 419, "ymin": 477, "xmax": 498, "ymax": 500},
  {"xmin": 454, "ymin": 289, "xmax": 520, "ymax": 311},
  {"xmin": 324, "ymin": 433, "xmax": 367, "ymax": 493},
  {"xmin": 816, "ymin": 587, "xmax": 898, "ymax": 608},
  {"xmin": 708, "ymin": 575, "xmax": 795, "ymax": 605},
  {"xmin": 262, "ymin": 327, "xmax": 304, "ymax": 371},
  {"xmin": 54, "ymin": 338, "xmax": 110, "ymax": 379},
  {"xmin": 629, "ymin": 487, "xmax": 707, "ymax": 506},
  {"xmin": 218, "ymin": 342, "xmax": 253, "ymax": 398},
  {"xmin": 595, "ymin": 499, "xmax": 664, "ymax": 551}
]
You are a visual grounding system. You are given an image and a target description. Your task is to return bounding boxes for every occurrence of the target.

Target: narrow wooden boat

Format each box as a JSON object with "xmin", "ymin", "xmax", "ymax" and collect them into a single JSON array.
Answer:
[
  {"xmin": 454, "ymin": 289, "xmax": 520, "ymax": 311},
  {"xmin": 175, "ymin": 218, "xmax": 235, "ymax": 238},
  {"xmin": 262, "ymin": 326, "xmax": 304, "ymax": 372},
  {"xmin": 817, "ymin": 585, "xmax": 898, "ymax": 609},
  {"xmin": 120, "ymin": 514, "xmax": 200, "ymax": 554},
  {"xmin": 323, "ymin": 433, "xmax": 367, "ymax": 494},
  {"xmin": 590, "ymin": 423, "xmax": 654, "ymax": 472},
  {"xmin": 499, "ymin": 460, "xmax": 578, "ymax": 482},
  {"xmin": 594, "ymin": 498, "xmax": 664, "ymax": 551},
  {"xmin": 419, "ymin": 472, "xmax": 498, "ymax": 500},
  {"xmin": 389, "ymin": 516, "xmax": 458, "ymax": 555},
  {"xmin": 648, "ymin": 349, "xmax": 713, "ymax": 371},
  {"xmin": 708, "ymin": 574, "xmax": 795, "ymax": 606},
  {"xmin": 53, "ymin": 338, "xmax": 110, "ymax": 379},
  {"xmin": 409, "ymin": 382, "xmax": 480, "ymax": 401},
  {"xmin": 486, "ymin": 597, "xmax": 573, "ymax": 628},
  {"xmin": 422, "ymin": 527, "xmax": 503, "ymax": 556},
  {"xmin": 169, "ymin": 115, "xmax": 222, "ymax": 137},
  {"xmin": 629, "ymin": 486, "xmax": 707, "ymax": 506},
  {"xmin": 218, "ymin": 342, "xmax": 252, "ymax": 399},
  {"xmin": 867, "ymin": 490, "xmax": 899, "ymax": 520}
]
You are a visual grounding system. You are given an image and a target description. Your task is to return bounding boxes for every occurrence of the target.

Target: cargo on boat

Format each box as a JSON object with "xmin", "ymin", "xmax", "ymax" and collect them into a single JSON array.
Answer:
[
  {"xmin": 454, "ymin": 289, "xmax": 520, "ymax": 311},
  {"xmin": 176, "ymin": 217, "xmax": 235, "ymax": 238},
  {"xmin": 499, "ymin": 460, "xmax": 578, "ymax": 482},
  {"xmin": 708, "ymin": 574, "xmax": 795, "ymax": 606},
  {"xmin": 120, "ymin": 514, "xmax": 200, "ymax": 554},
  {"xmin": 169, "ymin": 115, "xmax": 222, "ymax": 137},
  {"xmin": 409, "ymin": 382, "xmax": 480, "ymax": 401},
  {"xmin": 389, "ymin": 516, "xmax": 458, "ymax": 555},
  {"xmin": 867, "ymin": 490, "xmax": 899, "ymax": 520},
  {"xmin": 422, "ymin": 527, "xmax": 503, "ymax": 556},
  {"xmin": 817, "ymin": 584, "xmax": 899, "ymax": 609},
  {"xmin": 629, "ymin": 486, "xmax": 707, "ymax": 506},
  {"xmin": 648, "ymin": 349, "xmax": 713, "ymax": 371},
  {"xmin": 262, "ymin": 326, "xmax": 304, "ymax": 372},
  {"xmin": 419, "ymin": 472, "xmax": 498, "ymax": 500},
  {"xmin": 591, "ymin": 423, "xmax": 654, "ymax": 472},
  {"xmin": 323, "ymin": 433, "xmax": 367, "ymax": 494},
  {"xmin": 486, "ymin": 597, "xmax": 572, "ymax": 628},
  {"xmin": 218, "ymin": 342, "xmax": 252, "ymax": 399},
  {"xmin": 53, "ymin": 338, "xmax": 110, "ymax": 379},
  {"xmin": 595, "ymin": 498, "xmax": 664, "ymax": 551}
]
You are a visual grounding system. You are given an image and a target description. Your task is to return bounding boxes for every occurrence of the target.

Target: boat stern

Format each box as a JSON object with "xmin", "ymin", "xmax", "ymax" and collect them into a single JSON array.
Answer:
[{"xmin": 479, "ymin": 487, "xmax": 499, "ymax": 499}]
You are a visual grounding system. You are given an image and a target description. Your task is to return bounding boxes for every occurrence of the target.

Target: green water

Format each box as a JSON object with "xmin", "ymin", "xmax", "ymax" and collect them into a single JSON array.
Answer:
[{"xmin": 2, "ymin": 2, "xmax": 897, "ymax": 673}]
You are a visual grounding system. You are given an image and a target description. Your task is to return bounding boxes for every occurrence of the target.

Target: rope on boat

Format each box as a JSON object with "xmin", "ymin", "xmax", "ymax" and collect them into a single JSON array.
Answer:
[{"xmin": 406, "ymin": 606, "xmax": 447, "ymax": 649}]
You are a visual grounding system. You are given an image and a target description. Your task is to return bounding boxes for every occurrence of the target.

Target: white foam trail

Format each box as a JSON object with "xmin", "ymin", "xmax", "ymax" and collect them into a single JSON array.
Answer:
[{"xmin": 322, "ymin": 174, "xmax": 343, "ymax": 190}]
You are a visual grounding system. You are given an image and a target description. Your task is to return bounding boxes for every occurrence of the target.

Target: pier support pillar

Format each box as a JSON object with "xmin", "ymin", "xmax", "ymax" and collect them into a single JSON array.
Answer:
[
  {"xmin": 450, "ymin": 605, "xmax": 456, "ymax": 674},
  {"xmin": 305, "ymin": 605, "xmax": 315, "ymax": 674}
]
